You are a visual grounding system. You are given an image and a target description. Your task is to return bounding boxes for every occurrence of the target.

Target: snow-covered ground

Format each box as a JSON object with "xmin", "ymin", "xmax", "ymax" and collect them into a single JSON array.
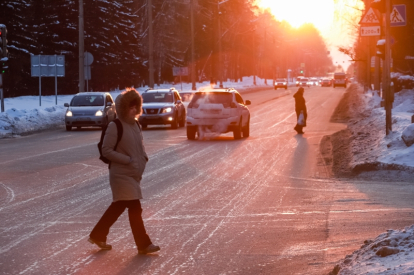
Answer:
[
  {"xmin": 331, "ymin": 225, "xmax": 414, "ymax": 275},
  {"xmin": 347, "ymin": 86, "xmax": 414, "ymax": 169},
  {"xmin": 330, "ymin": 82, "xmax": 414, "ymax": 275},
  {"xmin": 0, "ymin": 76, "xmax": 274, "ymax": 138}
]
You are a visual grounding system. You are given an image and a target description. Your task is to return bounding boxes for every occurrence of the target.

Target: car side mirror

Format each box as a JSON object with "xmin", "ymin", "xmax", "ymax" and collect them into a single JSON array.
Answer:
[
  {"xmin": 106, "ymin": 102, "xmax": 113, "ymax": 107},
  {"xmin": 245, "ymin": 100, "xmax": 251, "ymax": 106},
  {"xmin": 64, "ymin": 103, "xmax": 69, "ymax": 107},
  {"xmin": 176, "ymin": 100, "xmax": 182, "ymax": 104}
]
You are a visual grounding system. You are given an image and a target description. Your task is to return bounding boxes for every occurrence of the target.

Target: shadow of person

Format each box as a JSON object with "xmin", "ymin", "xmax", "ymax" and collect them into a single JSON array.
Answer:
[
  {"xmin": 116, "ymin": 253, "xmax": 159, "ymax": 275},
  {"xmin": 290, "ymin": 134, "xmax": 309, "ymax": 179}
]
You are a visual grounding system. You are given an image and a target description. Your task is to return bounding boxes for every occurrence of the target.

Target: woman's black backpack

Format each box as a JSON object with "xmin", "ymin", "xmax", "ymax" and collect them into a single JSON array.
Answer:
[
  {"xmin": 97, "ymin": 119, "xmax": 142, "ymax": 166},
  {"xmin": 97, "ymin": 119, "xmax": 123, "ymax": 165}
]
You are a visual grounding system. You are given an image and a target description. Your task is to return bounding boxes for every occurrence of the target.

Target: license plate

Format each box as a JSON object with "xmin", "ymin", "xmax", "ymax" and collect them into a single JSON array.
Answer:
[{"xmin": 204, "ymin": 110, "xmax": 221, "ymax": 114}]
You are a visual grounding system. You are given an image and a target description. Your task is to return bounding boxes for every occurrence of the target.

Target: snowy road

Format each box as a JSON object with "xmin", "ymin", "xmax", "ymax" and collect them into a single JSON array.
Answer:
[{"xmin": 1, "ymin": 86, "xmax": 414, "ymax": 274}]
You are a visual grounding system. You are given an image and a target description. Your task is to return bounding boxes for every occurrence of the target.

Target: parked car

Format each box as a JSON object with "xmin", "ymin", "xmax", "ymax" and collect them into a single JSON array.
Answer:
[
  {"xmin": 298, "ymin": 78, "xmax": 310, "ymax": 87},
  {"xmin": 274, "ymin": 78, "xmax": 288, "ymax": 90},
  {"xmin": 321, "ymin": 78, "xmax": 332, "ymax": 87},
  {"xmin": 64, "ymin": 92, "xmax": 116, "ymax": 131},
  {"xmin": 333, "ymin": 72, "xmax": 347, "ymax": 88},
  {"xmin": 139, "ymin": 88, "xmax": 186, "ymax": 129},
  {"xmin": 186, "ymin": 88, "xmax": 251, "ymax": 140}
]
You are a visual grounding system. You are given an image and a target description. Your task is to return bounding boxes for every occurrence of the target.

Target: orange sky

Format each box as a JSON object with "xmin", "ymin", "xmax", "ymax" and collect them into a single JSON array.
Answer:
[{"xmin": 254, "ymin": 0, "xmax": 365, "ymax": 71}]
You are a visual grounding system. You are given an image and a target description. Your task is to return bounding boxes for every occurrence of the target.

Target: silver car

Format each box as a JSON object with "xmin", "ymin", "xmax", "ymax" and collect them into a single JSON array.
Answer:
[
  {"xmin": 139, "ymin": 88, "xmax": 186, "ymax": 129},
  {"xmin": 64, "ymin": 92, "xmax": 116, "ymax": 131}
]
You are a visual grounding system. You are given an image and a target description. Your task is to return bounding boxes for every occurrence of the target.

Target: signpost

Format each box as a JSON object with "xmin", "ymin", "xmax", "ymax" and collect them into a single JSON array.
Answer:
[
  {"xmin": 173, "ymin": 67, "xmax": 189, "ymax": 91},
  {"xmin": 84, "ymin": 52, "xmax": 93, "ymax": 92},
  {"xmin": 360, "ymin": 26, "xmax": 381, "ymax": 36},
  {"xmin": 390, "ymin": 5, "xmax": 406, "ymax": 27},
  {"xmin": 31, "ymin": 55, "xmax": 65, "ymax": 106}
]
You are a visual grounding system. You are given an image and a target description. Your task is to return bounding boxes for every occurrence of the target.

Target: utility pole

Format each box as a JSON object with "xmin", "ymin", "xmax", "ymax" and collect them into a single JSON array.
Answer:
[
  {"xmin": 385, "ymin": 0, "xmax": 392, "ymax": 135},
  {"xmin": 79, "ymin": 0, "xmax": 85, "ymax": 93},
  {"xmin": 148, "ymin": 0, "xmax": 154, "ymax": 88},
  {"xmin": 217, "ymin": 0, "xmax": 223, "ymax": 88},
  {"xmin": 366, "ymin": 38, "xmax": 371, "ymax": 90},
  {"xmin": 190, "ymin": 0, "xmax": 196, "ymax": 90}
]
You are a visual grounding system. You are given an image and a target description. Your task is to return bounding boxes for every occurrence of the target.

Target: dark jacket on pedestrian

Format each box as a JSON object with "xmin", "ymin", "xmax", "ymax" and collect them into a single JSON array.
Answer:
[
  {"xmin": 293, "ymin": 90, "xmax": 307, "ymax": 113},
  {"xmin": 293, "ymin": 88, "xmax": 307, "ymax": 127},
  {"xmin": 102, "ymin": 89, "xmax": 148, "ymax": 202}
]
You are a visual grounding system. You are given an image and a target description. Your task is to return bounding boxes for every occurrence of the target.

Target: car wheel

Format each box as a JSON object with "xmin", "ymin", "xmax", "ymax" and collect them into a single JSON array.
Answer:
[
  {"xmin": 284, "ymin": 87, "xmax": 287, "ymax": 90},
  {"xmin": 171, "ymin": 114, "xmax": 179, "ymax": 129},
  {"xmin": 233, "ymin": 119, "xmax": 242, "ymax": 140},
  {"xmin": 274, "ymin": 87, "xmax": 277, "ymax": 90},
  {"xmin": 242, "ymin": 117, "xmax": 250, "ymax": 138},
  {"xmin": 179, "ymin": 113, "xmax": 186, "ymax": 127},
  {"xmin": 66, "ymin": 126, "xmax": 72, "ymax": 131},
  {"xmin": 187, "ymin": 126, "xmax": 197, "ymax": 140}
]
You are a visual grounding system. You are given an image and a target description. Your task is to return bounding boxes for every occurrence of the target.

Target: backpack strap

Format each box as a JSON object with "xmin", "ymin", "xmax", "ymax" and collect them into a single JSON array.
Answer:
[{"xmin": 108, "ymin": 119, "xmax": 123, "ymax": 169}]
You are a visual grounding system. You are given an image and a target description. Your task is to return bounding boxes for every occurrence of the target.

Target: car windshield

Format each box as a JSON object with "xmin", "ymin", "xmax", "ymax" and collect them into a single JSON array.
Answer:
[
  {"xmin": 335, "ymin": 74, "xmax": 346, "ymax": 79},
  {"xmin": 71, "ymin": 95, "xmax": 104, "ymax": 106},
  {"xmin": 142, "ymin": 92, "xmax": 173, "ymax": 103},
  {"xmin": 189, "ymin": 92, "xmax": 233, "ymax": 108},
  {"xmin": 276, "ymin": 79, "xmax": 285, "ymax": 81},
  {"xmin": 302, "ymin": 79, "xmax": 309, "ymax": 81}
]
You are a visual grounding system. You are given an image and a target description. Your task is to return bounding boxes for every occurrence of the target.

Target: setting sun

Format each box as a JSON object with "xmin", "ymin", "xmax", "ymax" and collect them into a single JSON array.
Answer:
[{"xmin": 255, "ymin": 0, "xmax": 335, "ymax": 32}]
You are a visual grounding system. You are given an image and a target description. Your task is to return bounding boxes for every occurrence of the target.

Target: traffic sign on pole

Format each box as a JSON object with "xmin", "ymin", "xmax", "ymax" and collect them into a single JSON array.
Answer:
[
  {"xmin": 361, "ymin": 26, "xmax": 381, "ymax": 36},
  {"xmin": 359, "ymin": 7, "xmax": 381, "ymax": 24},
  {"xmin": 390, "ymin": 5, "xmax": 406, "ymax": 27}
]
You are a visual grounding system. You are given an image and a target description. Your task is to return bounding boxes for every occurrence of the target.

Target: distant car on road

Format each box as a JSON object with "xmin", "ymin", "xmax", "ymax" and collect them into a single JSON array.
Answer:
[
  {"xmin": 296, "ymin": 76, "xmax": 304, "ymax": 87},
  {"xmin": 333, "ymin": 72, "xmax": 347, "ymax": 88},
  {"xmin": 321, "ymin": 78, "xmax": 332, "ymax": 87},
  {"xmin": 186, "ymin": 88, "xmax": 251, "ymax": 140},
  {"xmin": 139, "ymin": 88, "xmax": 186, "ymax": 129},
  {"xmin": 298, "ymin": 78, "xmax": 310, "ymax": 87},
  {"xmin": 274, "ymin": 78, "xmax": 288, "ymax": 90},
  {"xmin": 308, "ymin": 78, "xmax": 319, "ymax": 86},
  {"xmin": 64, "ymin": 92, "xmax": 116, "ymax": 131}
]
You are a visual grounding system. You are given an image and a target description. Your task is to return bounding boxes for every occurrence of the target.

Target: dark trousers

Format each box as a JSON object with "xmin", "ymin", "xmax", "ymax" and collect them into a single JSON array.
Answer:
[
  {"xmin": 295, "ymin": 110, "xmax": 307, "ymax": 132},
  {"xmin": 90, "ymin": 200, "xmax": 152, "ymax": 250}
]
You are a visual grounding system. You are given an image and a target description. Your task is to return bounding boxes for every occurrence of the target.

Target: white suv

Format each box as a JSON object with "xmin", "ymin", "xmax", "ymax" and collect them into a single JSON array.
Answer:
[{"xmin": 186, "ymin": 88, "xmax": 251, "ymax": 140}]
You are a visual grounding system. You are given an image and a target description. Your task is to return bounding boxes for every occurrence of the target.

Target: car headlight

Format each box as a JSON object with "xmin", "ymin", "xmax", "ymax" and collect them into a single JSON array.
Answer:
[
  {"xmin": 66, "ymin": 110, "xmax": 73, "ymax": 117},
  {"xmin": 283, "ymin": 82, "xmax": 286, "ymax": 85},
  {"xmin": 161, "ymin": 107, "xmax": 173, "ymax": 113},
  {"xmin": 95, "ymin": 110, "xmax": 104, "ymax": 116}
]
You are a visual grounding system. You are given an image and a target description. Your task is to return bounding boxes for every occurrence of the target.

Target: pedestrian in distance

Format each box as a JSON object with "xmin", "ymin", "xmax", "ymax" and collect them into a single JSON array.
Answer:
[
  {"xmin": 293, "ymin": 87, "xmax": 307, "ymax": 134},
  {"xmin": 88, "ymin": 88, "xmax": 160, "ymax": 255}
]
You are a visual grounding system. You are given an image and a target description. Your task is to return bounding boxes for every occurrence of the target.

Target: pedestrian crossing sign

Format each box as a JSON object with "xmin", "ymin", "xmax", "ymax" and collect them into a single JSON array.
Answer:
[
  {"xmin": 360, "ymin": 8, "xmax": 380, "ymax": 24},
  {"xmin": 391, "ymin": 5, "xmax": 406, "ymax": 27}
]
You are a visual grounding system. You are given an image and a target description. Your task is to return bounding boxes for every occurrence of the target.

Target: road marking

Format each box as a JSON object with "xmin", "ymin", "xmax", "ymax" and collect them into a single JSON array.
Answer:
[{"xmin": 0, "ymin": 142, "xmax": 96, "ymax": 165}]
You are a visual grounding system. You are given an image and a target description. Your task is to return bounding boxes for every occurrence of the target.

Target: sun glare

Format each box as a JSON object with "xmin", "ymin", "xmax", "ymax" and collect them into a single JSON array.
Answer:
[
  {"xmin": 255, "ymin": 0, "xmax": 335, "ymax": 33},
  {"xmin": 255, "ymin": 0, "xmax": 365, "ymax": 69}
]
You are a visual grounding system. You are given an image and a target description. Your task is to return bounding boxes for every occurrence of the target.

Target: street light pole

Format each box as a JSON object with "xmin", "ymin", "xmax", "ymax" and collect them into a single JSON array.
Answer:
[
  {"xmin": 148, "ymin": 0, "xmax": 155, "ymax": 88},
  {"xmin": 190, "ymin": 0, "xmax": 196, "ymax": 90},
  {"xmin": 79, "ymin": 0, "xmax": 85, "ymax": 93},
  {"xmin": 218, "ymin": 0, "xmax": 223, "ymax": 88},
  {"xmin": 385, "ymin": 0, "xmax": 392, "ymax": 134}
]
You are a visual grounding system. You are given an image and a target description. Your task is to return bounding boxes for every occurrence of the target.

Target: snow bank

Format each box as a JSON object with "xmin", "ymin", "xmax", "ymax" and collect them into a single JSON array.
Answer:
[
  {"xmin": 347, "ymin": 86, "xmax": 414, "ymax": 170},
  {"xmin": 0, "ymin": 77, "xmax": 273, "ymax": 138},
  {"xmin": 330, "ymin": 225, "xmax": 414, "ymax": 275}
]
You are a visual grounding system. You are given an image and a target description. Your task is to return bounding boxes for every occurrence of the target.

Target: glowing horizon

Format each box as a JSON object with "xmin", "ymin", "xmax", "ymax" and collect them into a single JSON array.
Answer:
[{"xmin": 254, "ymin": 0, "xmax": 365, "ymax": 70}]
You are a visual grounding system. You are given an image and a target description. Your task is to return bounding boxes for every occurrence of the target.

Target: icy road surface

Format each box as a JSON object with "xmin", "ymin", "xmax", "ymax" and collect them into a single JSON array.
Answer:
[{"xmin": 1, "ymin": 86, "xmax": 414, "ymax": 274}]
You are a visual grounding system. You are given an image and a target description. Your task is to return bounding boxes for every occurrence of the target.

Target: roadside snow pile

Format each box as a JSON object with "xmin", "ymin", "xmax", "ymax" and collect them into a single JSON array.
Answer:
[
  {"xmin": 348, "ymin": 86, "xmax": 414, "ymax": 171},
  {"xmin": 0, "ymin": 77, "xmax": 273, "ymax": 138},
  {"xmin": 329, "ymin": 225, "xmax": 414, "ymax": 275}
]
